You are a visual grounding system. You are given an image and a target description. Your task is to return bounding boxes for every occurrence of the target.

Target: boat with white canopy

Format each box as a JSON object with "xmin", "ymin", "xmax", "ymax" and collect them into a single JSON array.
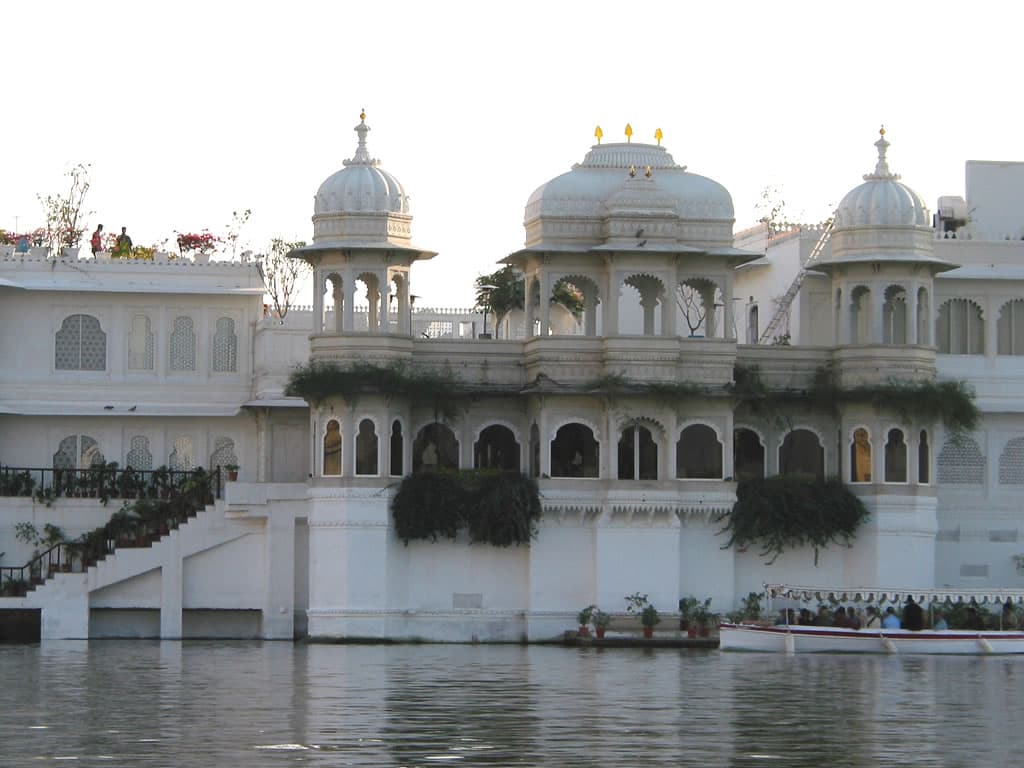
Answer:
[{"xmin": 719, "ymin": 584, "xmax": 1024, "ymax": 654}]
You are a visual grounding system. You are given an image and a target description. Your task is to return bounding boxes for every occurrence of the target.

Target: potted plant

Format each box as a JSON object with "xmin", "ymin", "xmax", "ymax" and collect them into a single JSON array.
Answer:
[
  {"xmin": 693, "ymin": 597, "xmax": 715, "ymax": 638},
  {"xmin": 224, "ymin": 464, "xmax": 239, "ymax": 482},
  {"xmin": 577, "ymin": 604, "xmax": 596, "ymax": 637},
  {"xmin": 176, "ymin": 230, "xmax": 221, "ymax": 264},
  {"xmin": 626, "ymin": 592, "xmax": 661, "ymax": 639},
  {"xmin": 679, "ymin": 595, "xmax": 698, "ymax": 633},
  {"xmin": 592, "ymin": 609, "xmax": 610, "ymax": 639}
]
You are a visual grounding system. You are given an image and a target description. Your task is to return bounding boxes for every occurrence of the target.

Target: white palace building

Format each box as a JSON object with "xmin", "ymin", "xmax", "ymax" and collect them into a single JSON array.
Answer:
[{"xmin": 1, "ymin": 115, "xmax": 1023, "ymax": 641}]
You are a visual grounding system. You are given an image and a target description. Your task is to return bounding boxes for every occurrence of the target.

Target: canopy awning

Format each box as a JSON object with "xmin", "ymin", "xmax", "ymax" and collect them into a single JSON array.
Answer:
[{"xmin": 764, "ymin": 583, "xmax": 1024, "ymax": 606}]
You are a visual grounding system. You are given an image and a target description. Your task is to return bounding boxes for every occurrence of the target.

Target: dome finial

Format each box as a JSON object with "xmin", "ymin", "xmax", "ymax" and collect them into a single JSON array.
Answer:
[
  {"xmin": 864, "ymin": 124, "xmax": 898, "ymax": 181},
  {"xmin": 625, "ymin": 123, "xmax": 633, "ymax": 143},
  {"xmin": 655, "ymin": 127, "xmax": 663, "ymax": 146},
  {"xmin": 595, "ymin": 125, "xmax": 603, "ymax": 144},
  {"xmin": 345, "ymin": 109, "xmax": 377, "ymax": 167}
]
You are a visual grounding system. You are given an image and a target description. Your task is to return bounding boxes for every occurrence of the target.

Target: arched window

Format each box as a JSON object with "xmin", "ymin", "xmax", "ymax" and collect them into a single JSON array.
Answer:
[
  {"xmin": 126, "ymin": 435, "xmax": 153, "ymax": 471},
  {"xmin": 53, "ymin": 435, "xmax": 104, "ymax": 469},
  {"xmin": 550, "ymin": 423, "xmax": 599, "ymax": 478},
  {"xmin": 169, "ymin": 437, "xmax": 194, "ymax": 471},
  {"xmin": 355, "ymin": 419, "xmax": 378, "ymax": 475},
  {"xmin": 127, "ymin": 314, "xmax": 154, "ymax": 370},
  {"xmin": 169, "ymin": 316, "xmax": 197, "ymax": 371},
  {"xmin": 779, "ymin": 429, "xmax": 824, "ymax": 479},
  {"xmin": 676, "ymin": 424, "xmax": 722, "ymax": 479},
  {"xmin": 55, "ymin": 314, "xmax": 106, "ymax": 370},
  {"xmin": 323, "ymin": 420, "xmax": 341, "ymax": 476},
  {"xmin": 413, "ymin": 423, "xmax": 459, "ymax": 472},
  {"xmin": 850, "ymin": 428, "xmax": 872, "ymax": 483},
  {"xmin": 747, "ymin": 305, "xmax": 759, "ymax": 344},
  {"xmin": 390, "ymin": 420, "xmax": 403, "ymax": 476},
  {"xmin": 998, "ymin": 437, "xmax": 1024, "ymax": 485},
  {"xmin": 618, "ymin": 423, "xmax": 657, "ymax": 480},
  {"xmin": 734, "ymin": 428, "xmax": 765, "ymax": 481},
  {"xmin": 212, "ymin": 317, "xmax": 238, "ymax": 372},
  {"xmin": 475, "ymin": 425, "xmax": 520, "ymax": 471},
  {"xmin": 210, "ymin": 436, "xmax": 238, "ymax": 484},
  {"xmin": 936, "ymin": 299, "xmax": 984, "ymax": 354},
  {"xmin": 937, "ymin": 436, "xmax": 985, "ymax": 485},
  {"xmin": 884, "ymin": 429, "xmax": 907, "ymax": 483},
  {"xmin": 997, "ymin": 299, "xmax": 1024, "ymax": 356},
  {"xmin": 918, "ymin": 430, "xmax": 930, "ymax": 484}
]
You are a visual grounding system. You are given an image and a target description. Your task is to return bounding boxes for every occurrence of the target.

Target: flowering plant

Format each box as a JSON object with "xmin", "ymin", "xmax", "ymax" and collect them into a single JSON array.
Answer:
[
  {"xmin": 176, "ymin": 230, "xmax": 221, "ymax": 255},
  {"xmin": 57, "ymin": 224, "xmax": 86, "ymax": 247}
]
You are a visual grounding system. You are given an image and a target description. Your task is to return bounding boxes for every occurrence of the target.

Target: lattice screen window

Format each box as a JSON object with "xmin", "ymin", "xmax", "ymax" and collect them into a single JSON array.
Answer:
[
  {"xmin": 126, "ymin": 435, "xmax": 153, "ymax": 471},
  {"xmin": 127, "ymin": 314, "xmax": 155, "ymax": 370},
  {"xmin": 55, "ymin": 314, "xmax": 106, "ymax": 370},
  {"xmin": 169, "ymin": 316, "xmax": 196, "ymax": 371},
  {"xmin": 998, "ymin": 437, "xmax": 1024, "ymax": 484},
  {"xmin": 52, "ymin": 435, "xmax": 104, "ymax": 469},
  {"xmin": 997, "ymin": 300, "xmax": 1024, "ymax": 356},
  {"xmin": 169, "ymin": 436, "xmax": 194, "ymax": 471},
  {"xmin": 210, "ymin": 436, "xmax": 238, "ymax": 484},
  {"xmin": 937, "ymin": 436, "xmax": 986, "ymax": 484},
  {"xmin": 212, "ymin": 317, "xmax": 238, "ymax": 372}
]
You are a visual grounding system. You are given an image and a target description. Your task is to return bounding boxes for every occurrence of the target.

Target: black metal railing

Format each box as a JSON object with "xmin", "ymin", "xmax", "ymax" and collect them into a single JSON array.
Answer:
[{"xmin": 1, "ymin": 466, "xmax": 222, "ymax": 598}]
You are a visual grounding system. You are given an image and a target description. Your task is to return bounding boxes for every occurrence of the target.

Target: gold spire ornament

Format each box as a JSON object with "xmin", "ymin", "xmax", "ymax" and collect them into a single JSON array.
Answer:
[
  {"xmin": 625, "ymin": 123, "xmax": 633, "ymax": 142},
  {"xmin": 879, "ymin": 124, "xmax": 886, "ymax": 136},
  {"xmin": 360, "ymin": 109, "xmax": 366, "ymax": 121},
  {"xmin": 595, "ymin": 125, "xmax": 604, "ymax": 144},
  {"xmin": 655, "ymin": 128, "xmax": 663, "ymax": 146},
  {"xmin": 629, "ymin": 164, "xmax": 636, "ymax": 177},
  {"xmin": 645, "ymin": 165, "xmax": 652, "ymax": 178}
]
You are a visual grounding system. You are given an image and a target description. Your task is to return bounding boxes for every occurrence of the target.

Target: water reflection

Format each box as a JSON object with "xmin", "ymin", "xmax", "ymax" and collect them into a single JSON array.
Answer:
[{"xmin": 0, "ymin": 642, "xmax": 1022, "ymax": 766}]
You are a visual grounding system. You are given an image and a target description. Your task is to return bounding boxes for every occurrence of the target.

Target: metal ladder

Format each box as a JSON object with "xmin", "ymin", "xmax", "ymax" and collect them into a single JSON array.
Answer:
[{"xmin": 758, "ymin": 215, "xmax": 836, "ymax": 344}]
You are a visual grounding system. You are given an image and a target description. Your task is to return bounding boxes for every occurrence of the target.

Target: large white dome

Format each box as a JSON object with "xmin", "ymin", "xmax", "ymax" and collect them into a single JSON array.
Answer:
[
  {"xmin": 834, "ymin": 129, "xmax": 930, "ymax": 230},
  {"xmin": 522, "ymin": 135, "xmax": 735, "ymax": 250},
  {"xmin": 314, "ymin": 113, "xmax": 409, "ymax": 216}
]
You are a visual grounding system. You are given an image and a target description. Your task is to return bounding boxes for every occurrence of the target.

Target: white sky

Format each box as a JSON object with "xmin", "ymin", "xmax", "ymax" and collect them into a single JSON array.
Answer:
[{"xmin": 5, "ymin": 1, "xmax": 1021, "ymax": 307}]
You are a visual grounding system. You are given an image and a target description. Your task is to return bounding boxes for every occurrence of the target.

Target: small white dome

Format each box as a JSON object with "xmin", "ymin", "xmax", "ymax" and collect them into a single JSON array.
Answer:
[
  {"xmin": 314, "ymin": 113, "xmax": 409, "ymax": 217},
  {"xmin": 834, "ymin": 130, "xmax": 930, "ymax": 229}
]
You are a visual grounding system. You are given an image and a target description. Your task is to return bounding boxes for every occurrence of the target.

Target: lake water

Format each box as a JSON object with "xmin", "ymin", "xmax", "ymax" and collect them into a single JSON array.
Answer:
[{"xmin": 1, "ymin": 641, "xmax": 1021, "ymax": 766}]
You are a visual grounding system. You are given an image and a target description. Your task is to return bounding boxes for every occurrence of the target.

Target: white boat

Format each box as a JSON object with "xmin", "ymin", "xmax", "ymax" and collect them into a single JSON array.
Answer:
[{"xmin": 719, "ymin": 584, "xmax": 1024, "ymax": 655}]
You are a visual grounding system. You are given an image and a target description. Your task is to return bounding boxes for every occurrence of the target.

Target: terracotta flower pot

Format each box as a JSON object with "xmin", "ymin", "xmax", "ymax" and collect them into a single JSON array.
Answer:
[
  {"xmin": 687, "ymin": 626, "xmax": 698, "ymax": 639},
  {"xmin": 578, "ymin": 625, "xmax": 590, "ymax": 638},
  {"xmin": 595, "ymin": 627, "xmax": 606, "ymax": 639},
  {"xmin": 643, "ymin": 626, "xmax": 654, "ymax": 639}
]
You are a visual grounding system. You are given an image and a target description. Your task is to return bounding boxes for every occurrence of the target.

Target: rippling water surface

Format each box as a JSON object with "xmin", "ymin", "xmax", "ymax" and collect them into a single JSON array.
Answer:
[{"xmin": 1, "ymin": 641, "xmax": 1021, "ymax": 766}]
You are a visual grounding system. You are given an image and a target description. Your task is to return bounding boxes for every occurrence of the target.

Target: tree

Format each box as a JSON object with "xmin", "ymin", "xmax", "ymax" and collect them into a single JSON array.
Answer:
[
  {"xmin": 38, "ymin": 163, "xmax": 92, "ymax": 254},
  {"xmin": 677, "ymin": 283, "xmax": 708, "ymax": 336},
  {"xmin": 473, "ymin": 266, "xmax": 585, "ymax": 337},
  {"xmin": 259, "ymin": 238, "xmax": 309, "ymax": 321},
  {"xmin": 225, "ymin": 208, "xmax": 252, "ymax": 259}
]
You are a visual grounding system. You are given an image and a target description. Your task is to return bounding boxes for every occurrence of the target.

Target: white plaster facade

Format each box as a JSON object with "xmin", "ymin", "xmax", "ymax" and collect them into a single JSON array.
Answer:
[{"xmin": 2, "ymin": 120, "xmax": 1024, "ymax": 642}]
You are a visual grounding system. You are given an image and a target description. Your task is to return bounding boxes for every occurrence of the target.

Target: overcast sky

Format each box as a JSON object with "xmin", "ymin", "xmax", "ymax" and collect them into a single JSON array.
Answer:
[{"xmin": 4, "ymin": 1, "xmax": 1020, "ymax": 306}]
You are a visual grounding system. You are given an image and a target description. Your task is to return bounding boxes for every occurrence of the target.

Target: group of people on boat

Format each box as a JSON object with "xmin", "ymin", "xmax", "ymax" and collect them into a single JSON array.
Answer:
[{"xmin": 778, "ymin": 598, "xmax": 1022, "ymax": 632}]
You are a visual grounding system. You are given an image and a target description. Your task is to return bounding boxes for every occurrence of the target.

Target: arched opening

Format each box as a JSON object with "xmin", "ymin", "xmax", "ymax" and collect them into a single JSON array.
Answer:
[
  {"xmin": 779, "ymin": 429, "xmax": 824, "ymax": 480},
  {"xmin": 323, "ymin": 420, "xmax": 341, "ymax": 476},
  {"xmin": 324, "ymin": 273, "xmax": 343, "ymax": 333},
  {"xmin": 355, "ymin": 419, "xmax": 378, "ymax": 475},
  {"xmin": 884, "ymin": 428, "xmax": 907, "ymax": 483},
  {"xmin": 917, "ymin": 287, "xmax": 930, "ymax": 345},
  {"xmin": 677, "ymin": 278, "xmax": 720, "ymax": 338},
  {"xmin": 918, "ymin": 430, "xmax": 930, "ymax": 484},
  {"xmin": 413, "ymin": 423, "xmax": 459, "ymax": 472},
  {"xmin": 850, "ymin": 427, "xmax": 872, "ymax": 483},
  {"xmin": 474, "ymin": 425, "xmax": 520, "ymax": 471},
  {"xmin": 676, "ymin": 424, "xmax": 723, "ymax": 479},
  {"xmin": 55, "ymin": 314, "xmax": 107, "ymax": 371},
  {"xmin": 850, "ymin": 286, "xmax": 871, "ymax": 344},
  {"xmin": 551, "ymin": 423, "xmax": 599, "ymax": 478},
  {"xmin": 936, "ymin": 298, "xmax": 984, "ymax": 354},
  {"xmin": 882, "ymin": 285, "xmax": 907, "ymax": 344},
  {"xmin": 620, "ymin": 274, "xmax": 664, "ymax": 336},
  {"xmin": 390, "ymin": 420, "xmax": 403, "ymax": 476},
  {"xmin": 529, "ymin": 423, "xmax": 540, "ymax": 478},
  {"xmin": 617, "ymin": 422, "xmax": 658, "ymax": 480},
  {"xmin": 997, "ymin": 299, "xmax": 1024, "ymax": 355},
  {"xmin": 169, "ymin": 436, "xmax": 194, "ymax": 471},
  {"xmin": 748, "ymin": 304, "xmax": 759, "ymax": 344},
  {"xmin": 53, "ymin": 435, "xmax": 105, "ymax": 469},
  {"xmin": 733, "ymin": 428, "xmax": 764, "ymax": 481}
]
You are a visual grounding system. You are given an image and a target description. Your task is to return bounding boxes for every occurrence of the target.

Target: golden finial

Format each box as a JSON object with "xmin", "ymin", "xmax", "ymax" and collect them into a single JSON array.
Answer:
[
  {"xmin": 645, "ymin": 165, "xmax": 652, "ymax": 178},
  {"xmin": 625, "ymin": 123, "xmax": 633, "ymax": 142},
  {"xmin": 595, "ymin": 125, "xmax": 603, "ymax": 144},
  {"xmin": 629, "ymin": 165, "xmax": 636, "ymax": 178},
  {"xmin": 654, "ymin": 128, "xmax": 663, "ymax": 146},
  {"xmin": 879, "ymin": 124, "xmax": 885, "ymax": 137},
  {"xmin": 360, "ymin": 109, "xmax": 366, "ymax": 121}
]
